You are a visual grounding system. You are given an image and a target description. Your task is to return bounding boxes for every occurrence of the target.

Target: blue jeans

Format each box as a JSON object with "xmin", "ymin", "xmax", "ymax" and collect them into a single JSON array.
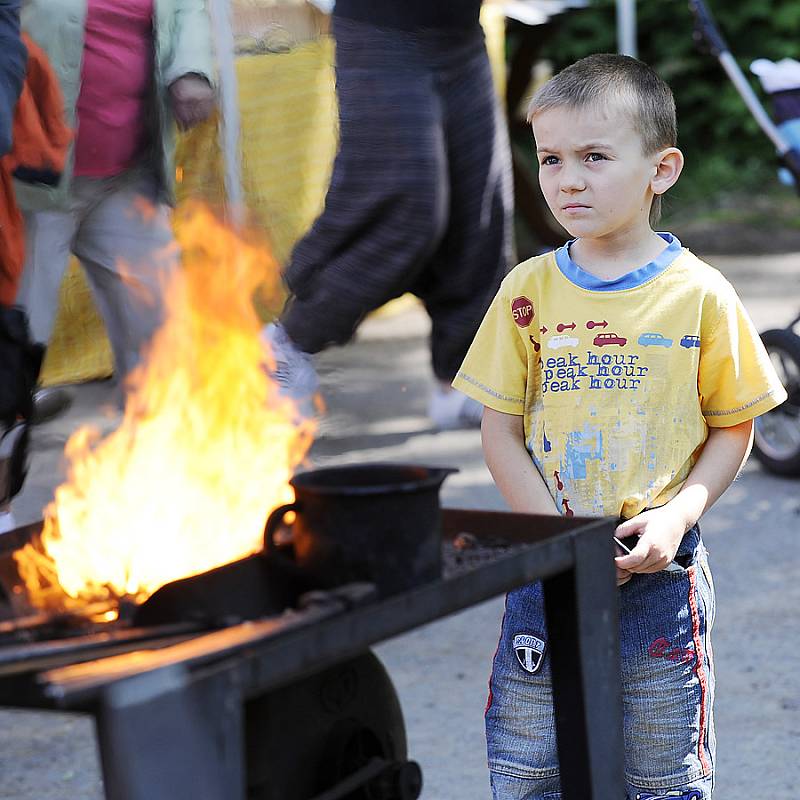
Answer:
[{"xmin": 486, "ymin": 526, "xmax": 715, "ymax": 800}]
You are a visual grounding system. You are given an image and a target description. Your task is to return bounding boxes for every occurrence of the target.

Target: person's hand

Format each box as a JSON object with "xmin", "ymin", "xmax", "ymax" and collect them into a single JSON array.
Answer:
[
  {"xmin": 613, "ymin": 538, "xmax": 633, "ymax": 585},
  {"xmin": 169, "ymin": 74, "xmax": 215, "ymax": 130},
  {"xmin": 615, "ymin": 559, "xmax": 634, "ymax": 586},
  {"xmin": 614, "ymin": 506, "xmax": 688, "ymax": 576}
]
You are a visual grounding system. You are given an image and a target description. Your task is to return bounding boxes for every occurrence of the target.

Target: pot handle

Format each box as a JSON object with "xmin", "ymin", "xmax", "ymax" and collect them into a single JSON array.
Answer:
[{"xmin": 264, "ymin": 502, "xmax": 299, "ymax": 554}]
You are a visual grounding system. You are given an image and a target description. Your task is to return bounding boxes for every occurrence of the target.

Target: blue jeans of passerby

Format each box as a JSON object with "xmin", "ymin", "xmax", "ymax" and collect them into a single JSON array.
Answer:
[{"xmin": 486, "ymin": 525, "xmax": 715, "ymax": 800}]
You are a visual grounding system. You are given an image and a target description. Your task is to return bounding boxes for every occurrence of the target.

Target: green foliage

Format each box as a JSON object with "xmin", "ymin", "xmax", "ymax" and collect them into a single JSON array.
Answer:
[{"xmin": 536, "ymin": 0, "xmax": 800, "ymax": 201}]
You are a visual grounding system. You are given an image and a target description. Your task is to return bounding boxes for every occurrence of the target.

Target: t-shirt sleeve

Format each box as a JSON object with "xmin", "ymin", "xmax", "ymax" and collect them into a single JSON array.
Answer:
[
  {"xmin": 699, "ymin": 282, "xmax": 787, "ymax": 427},
  {"xmin": 451, "ymin": 282, "xmax": 529, "ymax": 415}
]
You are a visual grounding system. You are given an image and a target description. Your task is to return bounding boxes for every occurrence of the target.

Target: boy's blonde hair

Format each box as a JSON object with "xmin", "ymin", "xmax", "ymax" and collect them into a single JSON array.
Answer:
[{"xmin": 527, "ymin": 54, "xmax": 677, "ymax": 225}]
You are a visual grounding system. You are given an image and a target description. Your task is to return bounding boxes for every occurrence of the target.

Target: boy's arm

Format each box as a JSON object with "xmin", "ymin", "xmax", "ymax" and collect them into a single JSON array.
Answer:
[
  {"xmin": 481, "ymin": 408, "xmax": 559, "ymax": 515},
  {"xmin": 615, "ymin": 419, "xmax": 753, "ymax": 574}
]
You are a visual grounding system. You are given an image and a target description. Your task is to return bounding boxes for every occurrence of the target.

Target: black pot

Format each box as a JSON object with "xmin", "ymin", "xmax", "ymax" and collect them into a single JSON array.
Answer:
[{"xmin": 264, "ymin": 463, "xmax": 456, "ymax": 598}]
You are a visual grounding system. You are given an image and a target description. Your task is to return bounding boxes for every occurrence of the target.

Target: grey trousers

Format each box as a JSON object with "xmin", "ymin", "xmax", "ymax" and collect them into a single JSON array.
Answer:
[
  {"xmin": 282, "ymin": 16, "xmax": 513, "ymax": 382},
  {"xmin": 17, "ymin": 168, "xmax": 178, "ymax": 380}
]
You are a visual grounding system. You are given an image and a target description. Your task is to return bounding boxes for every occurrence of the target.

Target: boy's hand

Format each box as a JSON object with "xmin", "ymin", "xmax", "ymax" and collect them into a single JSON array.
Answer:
[
  {"xmin": 615, "ymin": 564, "xmax": 634, "ymax": 586},
  {"xmin": 613, "ymin": 539, "xmax": 634, "ymax": 585},
  {"xmin": 614, "ymin": 507, "xmax": 687, "ymax": 574}
]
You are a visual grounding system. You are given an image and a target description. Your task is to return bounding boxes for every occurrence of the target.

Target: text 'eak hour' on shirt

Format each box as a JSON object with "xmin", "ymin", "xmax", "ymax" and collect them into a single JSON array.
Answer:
[{"xmin": 453, "ymin": 234, "xmax": 787, "ymax": 519}]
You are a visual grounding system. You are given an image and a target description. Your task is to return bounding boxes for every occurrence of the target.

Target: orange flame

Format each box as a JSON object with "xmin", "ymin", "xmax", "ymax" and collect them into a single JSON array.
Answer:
[{"xmin": 15, "ymin": 202, "xmax": 313, "ymax": 611}]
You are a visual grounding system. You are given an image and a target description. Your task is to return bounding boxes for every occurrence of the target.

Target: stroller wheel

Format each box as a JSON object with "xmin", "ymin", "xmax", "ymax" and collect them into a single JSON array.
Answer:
[{"xmin": 753, "ymin": 328, "xmax": 800, "ymax": 475}]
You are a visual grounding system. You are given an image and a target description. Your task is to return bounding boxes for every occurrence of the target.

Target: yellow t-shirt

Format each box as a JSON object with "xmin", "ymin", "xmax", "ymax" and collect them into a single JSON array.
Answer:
[{"xmin": 453, "ymin": 236, "xmax": 787, "ymax": 518}]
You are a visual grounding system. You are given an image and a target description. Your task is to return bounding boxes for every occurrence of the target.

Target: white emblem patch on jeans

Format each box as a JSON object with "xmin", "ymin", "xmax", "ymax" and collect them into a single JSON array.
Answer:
[{"xmin": 513, "ymin": 633, "xmax": 546, "ymax": 674}]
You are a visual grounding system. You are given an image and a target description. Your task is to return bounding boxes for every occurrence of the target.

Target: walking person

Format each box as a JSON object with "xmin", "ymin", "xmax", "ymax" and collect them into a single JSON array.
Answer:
[
  {"xmin": 454, "ymin": 54, "xmax": 786, "ymax": 798},
  {"xmin": 264, "ymin": 0, "xmax": 514, "ymax": 429},
  {"xmin": 0, "ymin": 0, "xmax": 29, "ymax": 534},
  {"xmin": 16, "ymin": 0, "xmax": 215, "ymax": 410},
  {"xmin": 1, "ymin": 9, "xmax": 72, "ymax": 533}
]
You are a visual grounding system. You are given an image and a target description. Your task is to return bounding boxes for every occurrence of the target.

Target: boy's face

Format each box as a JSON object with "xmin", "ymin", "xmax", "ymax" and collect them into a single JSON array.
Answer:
[{"xmin": 532, "ymin": 103, "xmax": 663, "ymax": 242}]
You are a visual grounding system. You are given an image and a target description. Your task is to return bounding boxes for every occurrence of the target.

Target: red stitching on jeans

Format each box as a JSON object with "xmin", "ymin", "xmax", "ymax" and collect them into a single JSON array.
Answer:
[
  {"xmin": 688, "ymin": 566, "xmax": 710, "ymax": 773},
  {"xmin": 485, "ymin": 684, "xmax": 494, "ymax": 715}
]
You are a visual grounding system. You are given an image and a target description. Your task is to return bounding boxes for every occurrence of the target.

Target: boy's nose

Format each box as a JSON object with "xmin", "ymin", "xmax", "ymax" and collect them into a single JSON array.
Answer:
[{"xmin": 559, "ymin": 164, "xmax": 586, "ymax": 192}]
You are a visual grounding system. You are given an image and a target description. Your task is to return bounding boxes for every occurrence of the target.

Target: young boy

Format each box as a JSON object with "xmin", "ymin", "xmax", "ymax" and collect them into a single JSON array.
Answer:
[{"xmin": 453, "ymin": 54, "xmax": 787, "ymax": 800}]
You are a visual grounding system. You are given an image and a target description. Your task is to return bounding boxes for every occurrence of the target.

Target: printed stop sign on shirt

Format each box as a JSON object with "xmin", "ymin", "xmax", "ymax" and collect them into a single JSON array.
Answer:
[{"xmin": 511, "ymin": 296, "xmax": 534, "ymax": 327}]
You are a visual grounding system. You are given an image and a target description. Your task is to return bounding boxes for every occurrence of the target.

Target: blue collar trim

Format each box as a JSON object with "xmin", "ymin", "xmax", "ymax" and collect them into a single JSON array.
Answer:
[{"xmin": 554, "ymin": 233, "xmax": 682, "ymax": 291}]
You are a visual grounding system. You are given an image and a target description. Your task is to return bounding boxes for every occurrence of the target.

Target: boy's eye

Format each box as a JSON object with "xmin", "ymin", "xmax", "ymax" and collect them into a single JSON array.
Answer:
[
  {"xmin": 540, "ymin": 155, "xmax": 559, "ymax": 166},
  {"xmin": 586, "ymin": 152, "xmax": 606, "ymax": 162}
]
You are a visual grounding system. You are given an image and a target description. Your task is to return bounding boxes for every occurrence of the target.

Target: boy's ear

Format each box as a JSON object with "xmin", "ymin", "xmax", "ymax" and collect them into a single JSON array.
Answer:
[{"xmin": 651, "ymin": 147, "xmax": 684, "ymax": 196}]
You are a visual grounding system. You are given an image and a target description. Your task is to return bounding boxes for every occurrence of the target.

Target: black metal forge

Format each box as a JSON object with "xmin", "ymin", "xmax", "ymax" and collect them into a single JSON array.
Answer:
[{"xmin": 0, "ymin": 508, "xmax": 624, "ymax": 800}]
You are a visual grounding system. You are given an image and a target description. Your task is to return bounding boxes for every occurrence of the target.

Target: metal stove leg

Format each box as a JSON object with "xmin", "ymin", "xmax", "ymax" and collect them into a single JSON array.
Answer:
[
  {"xmin": 543, "ymin": 524, "xmax": 625, "ymax": 800},
  {"xmin": 95, "ymin": 664, "xmax": 244, "ymax": 800}
]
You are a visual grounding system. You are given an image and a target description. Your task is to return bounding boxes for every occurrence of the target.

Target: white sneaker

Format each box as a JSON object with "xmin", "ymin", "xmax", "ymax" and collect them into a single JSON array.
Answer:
[
  {"xmin": 0, "ymin": 508, "xmax": 15, "ymax": 535},
  {"xmin": 428, "ymin": 387, "xmax": 483, "ymax": 430},
  {"xmin": 260, "ymin": 322, "xmax": 320, "ymax": 418}
]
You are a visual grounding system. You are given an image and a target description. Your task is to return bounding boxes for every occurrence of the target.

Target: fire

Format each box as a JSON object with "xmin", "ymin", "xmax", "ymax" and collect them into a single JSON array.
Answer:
[{"xmin": 15, "ymin": 202, "xmax": 314, "ymax": 612}]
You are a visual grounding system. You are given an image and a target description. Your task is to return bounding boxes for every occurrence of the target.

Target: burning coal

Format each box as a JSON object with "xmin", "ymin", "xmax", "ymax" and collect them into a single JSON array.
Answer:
[{"xmin": 15, "ymin": 203, "xmax": 314, "ymax": 614}]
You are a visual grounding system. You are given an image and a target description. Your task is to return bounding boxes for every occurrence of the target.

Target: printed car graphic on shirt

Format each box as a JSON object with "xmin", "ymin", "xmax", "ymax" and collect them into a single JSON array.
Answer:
[
  {"xmin": 680, "ymin": 334, "xmax": 701, "ymax": 349},
  {"xmin": 547, "ymin": 334, "xmax": 579, "ymax": 350},
  {"xmin": 593, "ymin": 332, "xmax": 627, "ymax": 347},
  {"xmin": 638, "ymin": 332, "xmax": 673, "ymax": 348}
]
